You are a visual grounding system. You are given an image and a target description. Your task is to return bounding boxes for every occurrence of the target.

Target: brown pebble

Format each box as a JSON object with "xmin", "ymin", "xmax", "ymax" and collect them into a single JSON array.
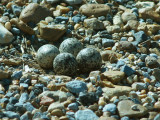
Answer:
[
  {"xmin": 56, "ymin": 5, "xmax": 70, "ymax": 14},
  {"xmin": 60, "ymin": 3, "xmax": 67, "ymax": 7},
  {"xmin": 40, "ymin": 96, "xmax": 54, "ymax": 106},
  {"xmin": 73, "ymin": 10, "xmax": 79, "ymax": 15},
  {"xmin": 6, "ymin": 2, "xmax": 12, "ymax": 9},
  {"xmin": 51, "ymin": 109, "xmax": 64, "ymax": 117},
  {"xmin": 59, "ymin": 116, "xmax": 69, "ymax": 120},
  {"xmin": 74, "ymin": 24, "xmax": 81, "ymax": 30},
  {"xmin": 154, "ymin": 101, "xmax": 160, "ymax": 109}
]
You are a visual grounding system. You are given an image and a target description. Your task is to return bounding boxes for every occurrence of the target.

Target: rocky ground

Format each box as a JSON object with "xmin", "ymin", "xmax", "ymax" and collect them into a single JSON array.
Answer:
[{"xmin": 0, "ymin": 0, "xmax": 160, "ymax": 120}]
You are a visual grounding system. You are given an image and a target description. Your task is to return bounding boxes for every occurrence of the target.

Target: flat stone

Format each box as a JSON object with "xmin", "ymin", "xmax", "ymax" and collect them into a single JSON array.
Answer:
[
  {"xmin": 147, "ymin": 24, "xmax": 160, "ymax": 34},
  {"xmin": 0, "ymin": 70, "xmax": 10, "ymax": 80},
  {"xmin": 132, "ymin": 82, "xmax": 148, "ymax": 91},
  {"xmin": 79, "ymin": 4, "xmax": 111, "ymax": 17},
  {"xmin": 75, "ymin": 109, "xmax": 99, "ymax": 120},
  {"xmin": 117, "ymin": 100, "xmax": 148, "ymax": 117},
  {"xmin": 106, "ymin": 25, "xmax": 121, "ymax": 34},
  {"xmin": 0, "ymin": 23, "xmax": 14, "ymax": 44},
  {"xmin": 0, "ymin": 58, "xmax": 22, "ymax": 66},
  {"xmin": 101, "ymin": 71, "xmax": 125, "ymax": 84},
  {"xmin": 103, "ymin": 103, "xmax": 117, "ymax": 114},
  {"xmin": 64, "ymin": 0, "xmax": 82, "ymax": 5},
  {"xmin": 84, "ymin": 18, "xmax": 105, "ymax": 30},
  {"xmin": 102, "ymin": 85, "xmax": 132, "ymax": 98},
  {"xmin": 48, "ymin": 102, "xmax": 64, "ymax": 112},
  {"xmin": 19, "ymin": 3, "xmax": 52, "ymax": 23},
  {"xmin": 51, "ymin": 109, "xmax": 64, "ymax": 117},
  {"xmin": 101, "ymin": 50, "xmax": 121, "ymax": 62},
  {"xmin": 121, "ymin": 65, "xmax": 136, "ymax": 76},
  {"xmin": 66, "ymin": 80, "xmax": 87, "ymax": 95},
  {"xmin": 145, "ymin": 56, "xmax": 159, "ymax": 68},
  {"xmin": 99, "ymin": 116, "xmax": 117, "ymax": 120},
  {"xmin": 122, "ymin": 12, "xmax": 137, "ymax": 23},
  {"xmin": 54, "ymin": 75, "xmax": 72, "ymax": 82},
  {"xmin": 125, "ymin": 20, "xmax": 139, "ymax": 31},
  {"xmin": 38, "ymin": 22, "xmax": 66, "ymax": 42},
  {"xmin": 133, "ymin": 31, "xmax": 148, "ymax": 46},
  {"xmin": 38, "ymin": 91, "xmax": 67, "ymax": 102},
  {"xmin": 117, "ymin": 41, "xmax": 136, "ymax": 52},
  {"xmin": 153, "ymin": 68, "xmax": 160, "ymax": 81},
  {"xmin": 3, "ymin": 111, "xmax": 20, "ymax": 119},
  {"xmin": 40, "ymin": 96, "xmax": 54, "ymax": 106},
  {"xmin": 135, "ymin": 1, "xmax": 155, "ymax": 9},
  {"xmin": 139, "ymin": 8, "xmax": 160, "ymax": 23},
  {"xmin": 149, "ymin": 112, "xmax": 158, "ymax": 120}
]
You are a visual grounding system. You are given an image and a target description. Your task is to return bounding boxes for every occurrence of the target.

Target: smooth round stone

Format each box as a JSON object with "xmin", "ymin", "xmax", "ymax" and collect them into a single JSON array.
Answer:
[
  {"xmin": 36, "ymin": 44, "xmax": 60, "ymax": 69},
  {"xmin": 76, "ymin": 48, "xmax": 102, "ymax": 73},
  {"xmin": 103, "ymin": 103, "xmax": 117, "ymax": 114},
  {"xmin": 59, "ymin": 38, "xmax": 83, "ymax": 57},
  {"xmin": 53, "ymin": 53, "xmax": 77, "ymax": 76}
]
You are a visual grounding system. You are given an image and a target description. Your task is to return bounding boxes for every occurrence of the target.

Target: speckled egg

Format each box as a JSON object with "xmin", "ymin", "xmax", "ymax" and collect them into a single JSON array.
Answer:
[
  {"xmin": 53, "ymin": 53, "xmax": 78, "ymax": 76},
  {"xmin": 36, "ymin": 44, "xmax": 60, "ymax": 69},
  {"xmin": 76, "ymin": 48, "xmax": 102, "ymax": 73},
  {"xmin": 59, "ymin": 38, "xmax": 83, "ymax": 57}
]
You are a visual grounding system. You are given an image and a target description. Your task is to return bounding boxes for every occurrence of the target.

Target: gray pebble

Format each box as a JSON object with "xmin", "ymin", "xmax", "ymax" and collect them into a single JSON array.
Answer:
[{"xmin": 66, "ymin": 80, "xmax": 87, "ymax": 95}]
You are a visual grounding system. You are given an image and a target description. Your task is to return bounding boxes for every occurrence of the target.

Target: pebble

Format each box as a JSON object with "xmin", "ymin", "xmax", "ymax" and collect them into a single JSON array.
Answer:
[
  {"xmin": 117, "ymin": 100, "xmax": 148, "ymax": 117},
  {"xmin": 19, "ymin": 92, "xmax": 29, "ymax": 103},
  {"xmin": 145, "ymin": 56, "xmax": 159, "ymax": 68},
  {"xmin": 79, "ymin": 4, "xmax": 111, "ymax": 17},
  {"xmin": 79, "ymin": 91, "xmax": 97, "ymax": 105},
  {"xmin": 75, "ymin": 109, "xmax": 99, "ymax": 120},
  {"xmin": 102, "ymin": 39, "xmax": 115, "ymax": 48},
  {"xmin": 3, "ymin": 111, "xmax": 20, "ymax": 119},
  {"xmin": 68, "ymin": 102, "xmax": 79, "ymax": 111},
  {"xmin": 0, "ymin": 23, "xmax": 14, "ymax": 44},
  {"xmin": 38, "ymin": 22, "xmax": 66, "ymax": 42},
  {"xmin": 133, "ymin": 31, "xmax": 148, "ymax": 46},
  {"xmin": 103, "ymin": 103, "xmax": 117, "ymax": 114},
  {"xmin": 66, "ymin": 80, "xmax": 87, "ymax": 94},
  {"xmin": 132, "ymin": 82, "xmax": 148, "ymax": 91},
  {"xmin": 19, "ymin": 3, "xmax": 52, "ymax": 23},
  {"xmin": 48, "ymin": 102, "xmax": 64, "ymax": 113},
  {"xmin": 117, "ymin": 41, "xmax": 136, "ymax": 52},
  {"xmin": 11, "ymin": 71, "xmax": 22, "ymax": 80},
  {"xmin": 102, "ymin": 85, "xmax": 132, "ymax": 98},
  {"xmin": 121, "ymin": 65, "xmax": 136, "ymax": 76},
  {"xmin": 84, "ymin": 18, "xmax": 105, "ymax": 30},
  {"xmin": 40, "ymin": 96, "xmax": 54, "ymax": 106},
  {"xmin": 101, "ymin": 71, "xmax": 125, "ymax": 84},
  {"xmin": 122, "ymin": 12, "xmax": 137, "ymax": 23},
  {"xmin": 64, "ymin": 0, "xmax": 82, "ymax": 5}
]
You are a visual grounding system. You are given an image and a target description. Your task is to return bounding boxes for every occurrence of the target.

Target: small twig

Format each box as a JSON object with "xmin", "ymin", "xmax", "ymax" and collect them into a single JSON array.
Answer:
[{"xmin": 20, "ymin": 44, "xmax": 25, "ymax": 54}]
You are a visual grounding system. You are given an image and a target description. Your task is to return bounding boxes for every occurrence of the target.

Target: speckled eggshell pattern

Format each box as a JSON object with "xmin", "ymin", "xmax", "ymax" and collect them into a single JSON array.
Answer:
[
  {"xmin": 59, "ymin": 38, "xmax": 83, "ymax": 57},
  {"xmin": 53, "ymin": 53, "xmax": 78, "ymax": 76},
  {"xmin": 76, "ymin": 48, "xmax": 102, "ymax": 73},
  {"xmin": 36, "ymin": 44, "xmax": 60, "ymax": 69}
]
